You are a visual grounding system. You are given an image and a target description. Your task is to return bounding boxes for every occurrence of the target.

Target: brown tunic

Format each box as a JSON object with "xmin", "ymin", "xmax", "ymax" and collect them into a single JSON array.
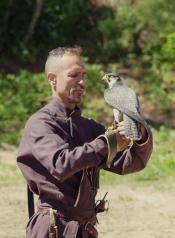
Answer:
[{"xmin": 17, "ymin": 97, "xmax": 153, "ymax": 238}]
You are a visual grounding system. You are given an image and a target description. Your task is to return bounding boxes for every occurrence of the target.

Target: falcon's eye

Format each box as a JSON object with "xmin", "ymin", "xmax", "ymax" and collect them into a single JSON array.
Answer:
[{"xmin": 116, "ymin": 76, "xmax": 120, "ymax": 80}]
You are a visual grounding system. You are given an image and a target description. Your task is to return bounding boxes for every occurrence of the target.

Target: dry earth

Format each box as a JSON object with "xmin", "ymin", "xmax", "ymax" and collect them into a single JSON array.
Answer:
[{"xmin": 1, "ymin": 148, "xmax": 175, "ymax": 238}]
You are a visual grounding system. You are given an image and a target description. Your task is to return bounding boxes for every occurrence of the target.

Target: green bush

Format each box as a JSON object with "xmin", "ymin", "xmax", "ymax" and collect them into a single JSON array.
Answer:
[
  {"xmin": 0, "ymin": 0, "xmax": 113, "ymax": 62},
  {"xmin": 0, "ymin": 71, "xmax": 50, "ymax": 144}
]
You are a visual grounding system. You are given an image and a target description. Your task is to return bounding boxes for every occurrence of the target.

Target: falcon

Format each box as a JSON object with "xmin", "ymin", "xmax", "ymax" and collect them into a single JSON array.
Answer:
[{"xmin": 103, "ymin": 73, "xmax": 147, "ymax": 141}]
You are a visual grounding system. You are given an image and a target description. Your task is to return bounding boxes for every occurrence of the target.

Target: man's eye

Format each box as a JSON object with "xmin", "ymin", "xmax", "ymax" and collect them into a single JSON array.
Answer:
[
  {"xmin": 69, "ymin": 73, "xmax": 86, "ymax": 80},
  {"xmin": 69, "ymin": 74, "xmax": 78, "ymax": 78}
]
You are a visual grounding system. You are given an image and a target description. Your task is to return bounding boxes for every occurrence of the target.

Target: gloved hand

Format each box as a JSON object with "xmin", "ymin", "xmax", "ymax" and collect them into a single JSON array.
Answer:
[
  {"xmin": 106, "ymin": 121, "xmax": 131, "ymax": 152},
  {"xmin": 102, "ymin": 121, "xmax": 131, "ymax": 168},
  {"xmin": 115, "ymin": 121, "xmax": 131, "ymax": 152}
]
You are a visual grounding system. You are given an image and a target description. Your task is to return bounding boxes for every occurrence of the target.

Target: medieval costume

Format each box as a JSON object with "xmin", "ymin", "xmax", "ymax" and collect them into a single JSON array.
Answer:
[{"xmin": 17, "ymin": 97, "xmax": 153, "ymax": 238}]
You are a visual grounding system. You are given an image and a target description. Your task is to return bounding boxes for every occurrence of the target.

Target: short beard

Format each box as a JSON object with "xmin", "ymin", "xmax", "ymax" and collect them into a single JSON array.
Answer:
[
  {"xmin": 68, "ymin": 95, "xmax": 81, "ymax": 103},
  {"xmin": 68, "ymin": 87, "xmax": 83, "ymax": 103}
]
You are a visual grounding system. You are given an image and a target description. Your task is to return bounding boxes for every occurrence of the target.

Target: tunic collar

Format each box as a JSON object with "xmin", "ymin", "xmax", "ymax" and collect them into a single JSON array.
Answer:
[{"xmin": 48, "ymin": 96, "xmax": 81, "ymax": 119}]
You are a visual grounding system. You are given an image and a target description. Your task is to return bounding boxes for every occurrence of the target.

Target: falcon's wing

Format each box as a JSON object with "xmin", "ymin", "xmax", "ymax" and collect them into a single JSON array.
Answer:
[
  {"xmin": 113, "ymin": 109, "xmax": 122, "ymax": 122},
  {"xmin": 104, "ymin": 85, "xmax": 148, "ymax": 129},
  {"xmin": 104, "ymin": 85, "xmax": 139, "ymax": 111}
]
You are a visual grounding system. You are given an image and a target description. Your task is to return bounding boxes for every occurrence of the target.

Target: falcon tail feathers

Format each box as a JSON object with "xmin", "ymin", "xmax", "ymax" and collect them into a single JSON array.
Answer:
[{"xmin": 123, "ymin": 114, "xmax": 141, "ymax": 140}]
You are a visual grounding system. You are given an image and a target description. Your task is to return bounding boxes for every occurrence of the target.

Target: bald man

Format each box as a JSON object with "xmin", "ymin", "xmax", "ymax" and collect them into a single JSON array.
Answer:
[{"xmin": 17, "ymin": 46, "xmax": 153, "ymax": 238}]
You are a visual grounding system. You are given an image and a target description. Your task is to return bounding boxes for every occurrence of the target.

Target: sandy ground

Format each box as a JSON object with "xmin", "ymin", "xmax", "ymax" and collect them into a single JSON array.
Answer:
[
  {"xmin": 98, "ymin": 185, "xmax": 175, "ymax": 238},
  {"xmin": 1, "ymin": 148, "xmax": 175, "ymax": 238}
]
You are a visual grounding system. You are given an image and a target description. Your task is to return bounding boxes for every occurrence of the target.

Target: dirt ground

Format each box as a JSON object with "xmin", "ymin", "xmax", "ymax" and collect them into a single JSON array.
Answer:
[{"xmin": 1, "ymin": 148, "xmax": 175, "ymax": 238}]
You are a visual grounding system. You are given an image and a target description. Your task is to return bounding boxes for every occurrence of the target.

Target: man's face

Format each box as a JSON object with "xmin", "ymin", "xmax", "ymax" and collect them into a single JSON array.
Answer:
[{"xmin": 53, "ymin": 54, "xmax": 86, "ymax": 108}]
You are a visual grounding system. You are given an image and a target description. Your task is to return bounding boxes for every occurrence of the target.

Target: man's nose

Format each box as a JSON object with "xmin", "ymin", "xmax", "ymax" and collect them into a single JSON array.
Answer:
[{"xmin": 78, "ymin": 78, "xmax": 84, "ymax": 88}]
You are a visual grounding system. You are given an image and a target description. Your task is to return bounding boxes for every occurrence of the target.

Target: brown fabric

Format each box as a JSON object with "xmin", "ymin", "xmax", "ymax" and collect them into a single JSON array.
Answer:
[
  {"xmin": 37, "ymin": 207, "xmax": 98, "ymax": 237},
  {"xmin": 17, "ymin": 97, "xmax": 153, "ymax": 238},
  {"xmin": 26, "ymin": 213, "xmax": 81, "ymax": 238}
]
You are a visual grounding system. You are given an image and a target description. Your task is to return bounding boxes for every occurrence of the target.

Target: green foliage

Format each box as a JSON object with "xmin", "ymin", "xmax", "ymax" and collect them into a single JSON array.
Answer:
[
  {"xmin": 0, "ymin": 0, "xmax": 113, "ymax": 62},
  {"xmin": 0, "ymin": 0, "xmax": 35, "ymax": 60},
  {"xmin": 97, "ymin": 0, "xmax": 138, "ymax": 62},
  {"xmin": 84, "ymin": 63, "xmax": 104, "ymax": 95},
  {"xmin": 0, "ymin": 0, "xmax": 175, "ymax": 174},
  {"xmin": 82, "ymin": 97, "xmax": 113, "ymax": 126},
  {"xmin": 140, "ymin": 69, "xmax": 170, "ymax": 111},
  {"xmin": 160, "ymin": 32, "xmax": 175, "ymax": 68},
  {"xmin": 0, "ymin": 71, "xmax": 50, "ymax": 144},
  {"xmin": 136, "ymin": 0, "xmax": 175, "ymax": 29}
]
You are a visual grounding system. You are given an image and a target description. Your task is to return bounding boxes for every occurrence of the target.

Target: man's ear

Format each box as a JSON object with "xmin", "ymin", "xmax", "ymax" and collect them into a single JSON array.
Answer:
[{"xmin": 47, "ymin": 73, "xmax": 57, "ymax": 89}]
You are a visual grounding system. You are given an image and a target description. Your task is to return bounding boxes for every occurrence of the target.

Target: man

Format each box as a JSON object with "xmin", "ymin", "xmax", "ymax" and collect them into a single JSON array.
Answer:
[{"xmin": 17, "ymin": 46, "xmax": 153, "ymax": 238}]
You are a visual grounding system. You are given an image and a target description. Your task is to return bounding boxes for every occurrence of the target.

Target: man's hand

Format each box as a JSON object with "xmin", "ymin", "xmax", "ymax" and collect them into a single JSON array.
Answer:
[
  {"xmin": 115, "ymin": 121, "xmax": 131, "ymax": 152},
  {"xmin": 103, "ymin": 120, "xmax": 149, "ymax": 168}
]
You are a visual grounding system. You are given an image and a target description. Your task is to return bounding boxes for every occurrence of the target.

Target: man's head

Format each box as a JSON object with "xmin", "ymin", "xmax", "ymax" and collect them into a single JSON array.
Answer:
[{"xmin": 45, "ymin": 46, "xmax": 86, "ymax": 109}]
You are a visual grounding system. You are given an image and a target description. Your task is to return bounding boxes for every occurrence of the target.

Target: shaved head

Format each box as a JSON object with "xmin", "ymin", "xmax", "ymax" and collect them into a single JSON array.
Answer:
[
  {"xmin": 45, "ymin": 46, "xmax": 82, "ymax": 75},
  {"xmin": 45, "ymin": 46, "xmax": 85, "ymax": 109}
]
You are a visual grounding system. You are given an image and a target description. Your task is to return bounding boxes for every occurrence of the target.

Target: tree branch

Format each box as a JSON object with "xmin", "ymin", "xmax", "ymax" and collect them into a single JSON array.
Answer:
[{"xmin": 24, "ymin": 0, "xmax": 44, "ymax": 43}]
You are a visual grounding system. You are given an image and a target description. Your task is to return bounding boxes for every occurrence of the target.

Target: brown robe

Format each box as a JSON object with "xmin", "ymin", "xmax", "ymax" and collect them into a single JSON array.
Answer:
[{"xmin": 17, "ymin": 97, "xmax": 153, "ymax": 238}]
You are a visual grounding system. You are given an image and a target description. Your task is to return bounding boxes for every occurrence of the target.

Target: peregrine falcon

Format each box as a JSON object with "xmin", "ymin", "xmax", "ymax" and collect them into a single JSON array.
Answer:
[{"xmin": 103, "ymin": 73, "xmax": 147, "ymax": 141}]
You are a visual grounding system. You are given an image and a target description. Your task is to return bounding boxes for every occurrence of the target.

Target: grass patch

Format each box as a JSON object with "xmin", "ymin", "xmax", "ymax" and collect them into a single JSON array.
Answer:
[{"xmin": 0, "ymin": 162, "xmax": 23, "ymax": 184}]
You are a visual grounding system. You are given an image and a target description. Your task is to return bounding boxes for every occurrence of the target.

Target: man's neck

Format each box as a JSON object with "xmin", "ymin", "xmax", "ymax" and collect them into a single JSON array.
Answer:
[{"xmin": 52, "ymin": 95, "xmax": 76, "ymax": 110}]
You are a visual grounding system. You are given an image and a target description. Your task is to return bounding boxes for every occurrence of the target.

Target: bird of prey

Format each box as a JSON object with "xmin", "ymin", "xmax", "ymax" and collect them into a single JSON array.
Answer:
[{"xmin": 103, "ymin": 73, "xmax": 147, "ymax": 141}]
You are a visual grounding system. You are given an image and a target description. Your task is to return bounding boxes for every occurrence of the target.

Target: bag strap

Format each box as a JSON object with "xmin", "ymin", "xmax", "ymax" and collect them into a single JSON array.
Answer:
[{"xmin": 27, "ymin": 185, "xmax": 35, "ymax": 219}]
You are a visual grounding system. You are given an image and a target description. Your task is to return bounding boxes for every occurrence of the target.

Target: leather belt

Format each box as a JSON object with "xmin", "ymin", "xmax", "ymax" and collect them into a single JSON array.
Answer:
[{"xmin": 37, "ymin": 207, "xmax": 98, "ymax": 237}]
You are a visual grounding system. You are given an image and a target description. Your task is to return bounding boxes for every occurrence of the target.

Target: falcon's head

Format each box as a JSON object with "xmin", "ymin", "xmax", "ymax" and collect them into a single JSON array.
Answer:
[{"xmin": 102, "ymin": 73, "xmax": 122, "ymax": 89}]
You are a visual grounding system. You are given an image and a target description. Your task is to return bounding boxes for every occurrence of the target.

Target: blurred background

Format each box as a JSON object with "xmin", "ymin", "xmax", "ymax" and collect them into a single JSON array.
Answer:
[{"xmin": 0, "ymin": 0, "xmax": 175, "ymax": 237}]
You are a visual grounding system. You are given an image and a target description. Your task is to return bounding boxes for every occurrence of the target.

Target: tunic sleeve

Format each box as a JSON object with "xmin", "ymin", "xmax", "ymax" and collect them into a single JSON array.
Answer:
[
  {"xmin": 104, "ymin": 130, "xmax": 153, "ymax": 175},
  {"xmin": 24, "ymin": 117, "xmax": 108, "ymax": 182}
]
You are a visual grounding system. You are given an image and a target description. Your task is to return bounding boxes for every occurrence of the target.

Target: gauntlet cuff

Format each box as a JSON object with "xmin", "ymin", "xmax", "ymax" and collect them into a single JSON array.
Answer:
[{"xmin": 98, "ymin": 130, "xmax": 117, "ymax": 168}]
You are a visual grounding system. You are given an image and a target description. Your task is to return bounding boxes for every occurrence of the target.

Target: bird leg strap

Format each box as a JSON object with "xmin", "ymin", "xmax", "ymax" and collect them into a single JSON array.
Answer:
[
  {"xmin": 98, "ymin": 123, "xmax": 118, "ymax": 168},
  {"xmin": 98, "ymin": 121, "xmax": 131, "ymax": 168},
  {"xmin": 106, "ymin": 121, "xmax": 118, "ymax": 131}
]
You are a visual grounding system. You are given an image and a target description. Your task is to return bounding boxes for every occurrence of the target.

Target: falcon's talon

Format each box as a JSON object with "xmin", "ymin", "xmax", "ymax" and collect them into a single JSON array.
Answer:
[{"xmin": 112, "ymin": 121, "xmax": 118, "ymax": 130}]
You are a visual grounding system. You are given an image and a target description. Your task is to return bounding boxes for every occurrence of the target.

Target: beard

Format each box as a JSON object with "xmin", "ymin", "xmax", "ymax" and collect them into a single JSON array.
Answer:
[
  {"xmin": 68, "ymin": 87, "xmax": 83, "ymax": 103},
  {"xmin": 68, "ymin": 95, "xmax": 81, "ymax": 103}
]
